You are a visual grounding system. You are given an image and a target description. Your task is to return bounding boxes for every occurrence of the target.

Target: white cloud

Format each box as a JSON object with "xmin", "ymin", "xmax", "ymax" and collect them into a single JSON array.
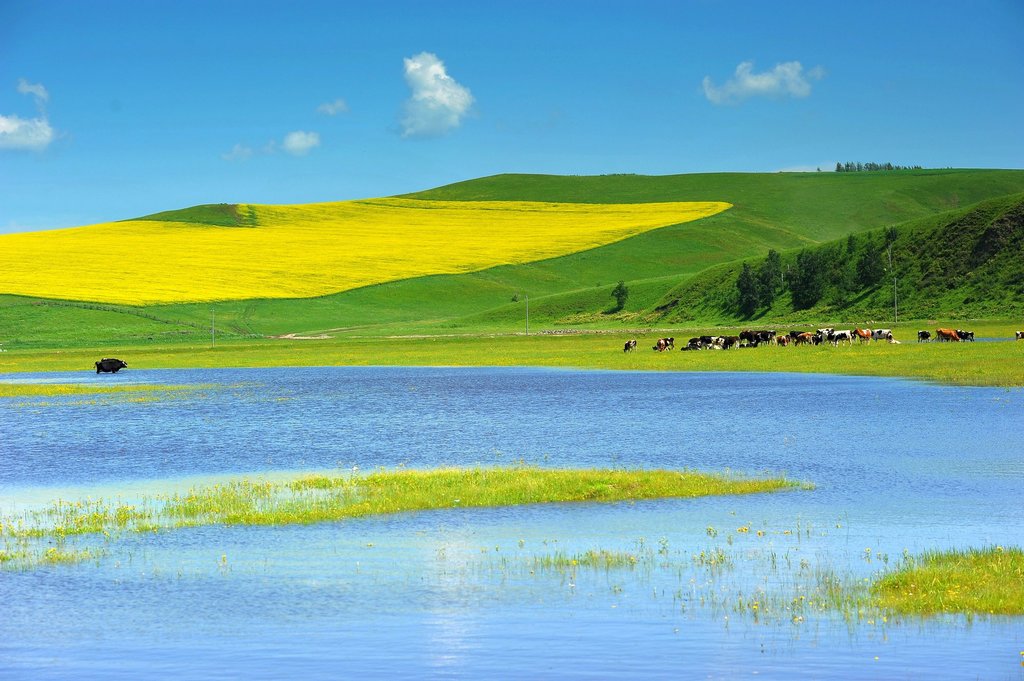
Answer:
[
  {"xmin": 317, "ymin": 98, "xmax": 349, "ymax": 116},
  {"xmin": 221, "ymin": 143, "xmax": 254, "ymax": 161},
  {"xmin": 17, "ymin": 78, "xmax": 49, "ymax": 104},
  {"xmin": 1, "ymin": 79, "xmax": 55, "ymax": 151},
  {"xmin": 281, "ymin": 130, "xmax": 320, "ymax": 156},
  {"xmin": 703, "ymin": 61, "xmax": 824, "ymax": 105},
  {"xmin": 401, "ymin": 52, "xmax": 473, "ymax": 138}
]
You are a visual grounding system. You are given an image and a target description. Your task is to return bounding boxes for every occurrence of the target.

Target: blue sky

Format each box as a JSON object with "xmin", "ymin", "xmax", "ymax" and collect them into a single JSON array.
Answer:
[{"xmin": 2, "ymin": 0, "xmax": 1022, "ymax": 232}]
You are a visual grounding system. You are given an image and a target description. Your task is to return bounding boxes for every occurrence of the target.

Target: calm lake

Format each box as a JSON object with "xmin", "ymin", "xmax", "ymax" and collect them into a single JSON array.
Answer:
[{"xmin": 2, "ymin": 366, "xmax": 1023, "ymax": 679}]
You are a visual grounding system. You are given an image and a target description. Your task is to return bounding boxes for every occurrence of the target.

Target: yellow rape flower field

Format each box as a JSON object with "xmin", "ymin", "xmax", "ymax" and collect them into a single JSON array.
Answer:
[{"xmin": 0, "ymin": 198, "xmax": 729, "ymax": 305}]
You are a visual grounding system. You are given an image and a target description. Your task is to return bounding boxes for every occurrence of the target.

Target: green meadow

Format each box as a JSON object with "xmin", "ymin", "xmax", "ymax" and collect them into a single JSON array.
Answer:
[
  {"xmin": 3, "ymin": 169, "xmax": 1024, "ymax": 349},
  {"xmin": 2, "ymin": 328, "xmax": 1022, "ymax": 386}
]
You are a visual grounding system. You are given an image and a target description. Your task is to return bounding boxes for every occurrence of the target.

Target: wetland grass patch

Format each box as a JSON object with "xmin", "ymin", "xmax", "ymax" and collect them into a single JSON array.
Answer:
[
  {"xmin": 872, "ymin": 546, "xmax": 1024, "ymax": 616},
  {"xmin": 0, "ymin": 381, "xmax": 209, "ymax": 405},
  {"xmin": 0, "ymin": 467, "xmax": 804, "ymax": 569}
]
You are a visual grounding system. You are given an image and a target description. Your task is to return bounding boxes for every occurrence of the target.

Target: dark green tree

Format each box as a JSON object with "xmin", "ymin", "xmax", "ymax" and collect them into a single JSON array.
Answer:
[
  {"xmin": 737, "ymin": 263, "xmax": 760, "ymax": 317},
  {"xmin": 789, "ymin": 249, "xmax": 827, "ymax": 310},
  {"xmin": 610, "ymin": 280, "xmax": 629, "ymax": 312},
  {"xmin": 757, "ymin": 249, "xmax": 782, "ymax": 308},
  {"xmin": 884, "ymin": 226, "xmax": 899, "ymax": 246},
  {"xmin": 856, "ymin": 239, "xmax": 885, "ymax": 288}
]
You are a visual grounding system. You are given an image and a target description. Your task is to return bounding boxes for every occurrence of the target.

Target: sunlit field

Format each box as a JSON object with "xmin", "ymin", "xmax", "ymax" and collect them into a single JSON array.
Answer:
[{"xmin": 0, "ymin": 199, "xmax": 729, "ymax": 305}]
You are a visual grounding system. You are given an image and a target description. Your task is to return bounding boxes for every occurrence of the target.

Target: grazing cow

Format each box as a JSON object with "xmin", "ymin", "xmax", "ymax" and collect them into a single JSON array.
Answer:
[
  {"xmin": 756, "ymin": 330, "xmax": 777, "ymax": 345},
  {"xmin": 739, "ymin": 329, "xmax": 757, "ymax": 345},
  {"xmin": 955, "ymin": 329, "xmax": 975, "ymax": 342},
  {"xmin": 872, "ymin": 329, "xmax": 892, "ymax": 342},
  {"xmin": 829, "ymin": 330, "xmax": 853, "ymax": 346},
  {"xmin": 682, "ymin": 337, "xmax": 702, "ymax": 351},
  {"xmin": 854, "ymin": 328, "xmax": 872, "ymax": 343},
  {"xmin": 95, "ymin": 358, "xmax": 128, "ymax": 374},
  {"xmin": 1016, "ymin": 331, "xmax": 1024, "ymax": 340},
  {"xmin": 722, "ymin": 335, "xmax": 740, "ymax": 350},
  {"xmin": 936, "ymin": 328, "xmax": 960, "ymax": 342},
  {"xmin": 794, "ymin": 332, "xmax": 815, "ymax": 346},
  {"xmin": 917, "ymin": 330, "xmax": 931, "ymax": 342},
  {"xmin": 653, "ymin": 338, "xmax": 669, "ymax": 352},
  {"xmin": 623, "ymin": 339, "xmax": 638, "ymax": 353},
  {"xmin": 775, "ymin": 335, "xmax": 790, "ymax": 347}
]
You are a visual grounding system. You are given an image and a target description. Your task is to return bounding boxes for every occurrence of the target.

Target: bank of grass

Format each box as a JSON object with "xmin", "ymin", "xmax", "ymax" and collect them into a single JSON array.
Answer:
[
  {"xmin": 872, "ymin": 546, "xmax": 1024, "ymax": 616},
  {"xmin": 0, "ymin": 467, "xmax": 805, "ymax": 569},
  {"xmin": 0, "ymin": 382, "xmax": 202, "ymax": 399},
  {"xmin": 4, "ymin": 468, "xmax": 806, "ymax": 540},
  {"xmin": 2, "ymin": 329, "xmax": 1022, "ymax": 387}
]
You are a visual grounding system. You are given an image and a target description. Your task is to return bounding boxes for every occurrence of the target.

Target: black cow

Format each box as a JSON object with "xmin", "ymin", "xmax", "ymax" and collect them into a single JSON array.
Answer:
[
  {"xmin": 917, "ymin": 330, "xmax": 931, "ymax": 342},
  {"xmin": 623, "ymin": 339, "xmax": 638, "ymax": 353},
  {"xmin": 955, "ymin": 329, "xmax": 975, "ymax": 342},
  {"xmin": 95, "ymin": 358, "xmax": 128, "ymax": 374}
]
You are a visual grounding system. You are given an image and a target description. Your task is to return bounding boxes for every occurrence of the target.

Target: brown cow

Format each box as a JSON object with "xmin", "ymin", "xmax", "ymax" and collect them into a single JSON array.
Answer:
[
  {"xmin": 793, "ymin": 332, "xmax": 815, "ymax": 346},
  {"xmin": 854, "ymin": 328, "xmax": 872, "ymax": 343},
  {"xmin": 936, "ymin": 328, "xmax": 960, "ymax": 342}
]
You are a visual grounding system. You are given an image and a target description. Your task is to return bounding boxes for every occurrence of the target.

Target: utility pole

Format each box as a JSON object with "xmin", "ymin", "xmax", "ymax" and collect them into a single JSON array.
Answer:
[
  {"xmin": 894, "ymin": 275, "xmax": 899, "ymax": 323},
  {"xmin": 887, "ymin": 245, "xmax": 898, "ymax": 323}
]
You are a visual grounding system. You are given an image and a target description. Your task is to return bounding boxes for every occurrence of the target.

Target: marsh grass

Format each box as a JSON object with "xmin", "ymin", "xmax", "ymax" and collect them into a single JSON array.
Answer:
[
  {"xmin": 0, "ymin": 467, "xmax": 804, "ymax": 569},
  {"xmin": 533, "ymin": 548, "xmax": 646, "ymax": 572},
  {"xmin": 0, "ymin": 382, "xmax": 209, "ymax": 406},
  {"xmin": 872, "ymin": 546, "xmax": 1024, "ymax": 616},
  {"xmin": 0, "ymin": 539, "xmax": 104, "ymax": 569}
]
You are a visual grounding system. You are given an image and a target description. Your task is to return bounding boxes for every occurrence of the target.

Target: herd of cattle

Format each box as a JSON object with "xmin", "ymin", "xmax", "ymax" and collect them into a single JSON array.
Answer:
[{"xmin": 628, "ymin": 327, "xmax": 1024, "ymax": 352}]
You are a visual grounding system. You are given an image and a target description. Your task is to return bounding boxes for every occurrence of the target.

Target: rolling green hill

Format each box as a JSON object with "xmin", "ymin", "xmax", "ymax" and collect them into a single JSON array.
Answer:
[
  {"xmin": 650, "ymin": 192, "xmax": 1024, "ymax": 324},
  {"xmin": 3, "ymin": 169, "xmax": 1024, "ymax": 349}
]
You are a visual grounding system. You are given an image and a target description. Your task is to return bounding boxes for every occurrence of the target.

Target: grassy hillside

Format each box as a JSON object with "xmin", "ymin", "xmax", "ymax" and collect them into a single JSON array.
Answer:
[
  {"xmin": 653, "ymin": 192, "xmax": 1024, "ymax": 324},
  {"xmin": 3, "ymin": 170, "xmax": 1024, "ymax": 349}
]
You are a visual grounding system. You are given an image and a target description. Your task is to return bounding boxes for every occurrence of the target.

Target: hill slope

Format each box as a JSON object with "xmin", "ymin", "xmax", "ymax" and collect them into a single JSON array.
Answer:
[
  {"xmin": 652, "ymin": 192, "xmax": 1024, "ymax": 323},
  {"xmin": 3, "ymin": 170, "xmax": 1024, "ymax": 348}
]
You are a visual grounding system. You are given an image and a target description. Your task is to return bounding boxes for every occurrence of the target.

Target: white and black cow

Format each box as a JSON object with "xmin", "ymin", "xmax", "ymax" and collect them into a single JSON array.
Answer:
[{"xmin": 828, "ymin": 330, "xmax": 853, "ymax": 346}]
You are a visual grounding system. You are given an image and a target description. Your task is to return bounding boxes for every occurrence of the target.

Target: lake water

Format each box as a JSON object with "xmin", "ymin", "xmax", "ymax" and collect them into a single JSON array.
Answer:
[{"xmin": 2, "ymin": 367, "xmax": 1023, "ymax": 679}]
